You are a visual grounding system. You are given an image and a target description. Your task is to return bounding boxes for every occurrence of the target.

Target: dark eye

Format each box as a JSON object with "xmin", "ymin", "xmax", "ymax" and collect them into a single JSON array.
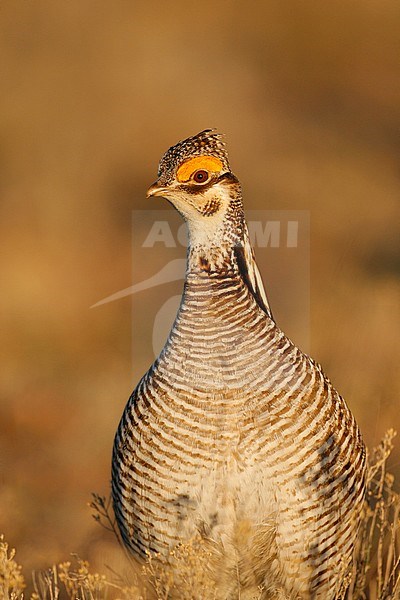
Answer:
[{"xmin": 193, "ymin": 169, "xmax": 209, "ymax": 183}]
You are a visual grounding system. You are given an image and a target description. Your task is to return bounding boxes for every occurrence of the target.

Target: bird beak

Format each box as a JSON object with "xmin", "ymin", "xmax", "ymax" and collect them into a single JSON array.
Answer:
[{"xmin": 146, "ymin": 181, "xmax": 170, "ymax": 199}]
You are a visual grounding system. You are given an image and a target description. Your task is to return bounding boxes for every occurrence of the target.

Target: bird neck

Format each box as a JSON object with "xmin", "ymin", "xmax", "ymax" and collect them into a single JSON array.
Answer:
[
  {"xmin": 186, "ymin": 195, "xmax": 246, "ymax": 275},
  {"xmin": 184, "ymin": 197, "xmax": 273, "ymax": 320}
]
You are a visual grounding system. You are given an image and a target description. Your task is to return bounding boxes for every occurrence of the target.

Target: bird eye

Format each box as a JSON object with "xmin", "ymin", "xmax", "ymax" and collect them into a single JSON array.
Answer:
[{"xmin": 192, "ymin": 169, "xmax": 209, "ymax": 183}]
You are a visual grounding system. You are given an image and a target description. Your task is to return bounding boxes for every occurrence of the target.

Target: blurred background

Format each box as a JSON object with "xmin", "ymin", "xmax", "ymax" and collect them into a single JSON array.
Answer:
[{"xmin": 0, "ymin": 0, "xmax": 399, "ymax": 589}]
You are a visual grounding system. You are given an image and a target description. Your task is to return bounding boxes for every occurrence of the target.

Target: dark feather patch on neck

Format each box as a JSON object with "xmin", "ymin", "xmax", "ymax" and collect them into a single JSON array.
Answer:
[{"xmin": 233, "ymin": 244, "xmax": 274, "ymax": 318}]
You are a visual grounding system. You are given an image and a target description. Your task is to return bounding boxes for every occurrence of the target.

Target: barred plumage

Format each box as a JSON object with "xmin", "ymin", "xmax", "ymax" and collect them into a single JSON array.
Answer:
[{"xmin": 112, "ymin": 130, "xmax": 366, "ymax": 599}]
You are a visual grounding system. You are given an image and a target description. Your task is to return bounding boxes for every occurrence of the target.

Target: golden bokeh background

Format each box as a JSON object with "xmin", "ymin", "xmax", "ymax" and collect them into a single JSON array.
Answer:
[{"xmin": 1, "ymin": 0, "xmax": 399, "ymax": 586}]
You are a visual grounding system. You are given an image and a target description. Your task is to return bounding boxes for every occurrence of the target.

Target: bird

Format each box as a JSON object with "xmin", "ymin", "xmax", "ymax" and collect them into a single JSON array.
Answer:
[{"xmin": 112, "ymin": 129, "xmax": 366, "ymax": 599}]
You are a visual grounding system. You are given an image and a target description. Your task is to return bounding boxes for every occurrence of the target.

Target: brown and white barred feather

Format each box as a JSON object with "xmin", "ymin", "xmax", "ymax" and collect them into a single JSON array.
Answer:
[{"xmin": 112, "ymin": 130, "xmax": 366, "ymax": 599}]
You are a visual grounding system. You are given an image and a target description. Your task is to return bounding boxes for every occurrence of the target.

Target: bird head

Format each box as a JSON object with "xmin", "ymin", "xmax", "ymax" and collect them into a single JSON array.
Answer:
[
  {"xmin": 146, "ymin": 130, "xmax": 271, "ymax": 314},
  {"xmin": 147, "ymin": 130, "xmax": 243, "ymax": 233}
]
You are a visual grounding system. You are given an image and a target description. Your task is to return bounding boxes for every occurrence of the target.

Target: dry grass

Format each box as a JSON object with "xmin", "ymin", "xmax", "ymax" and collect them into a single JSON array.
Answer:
[
  {"xmin": 1, "ymin": 433, "xmax": 399, "ymax": 600},
  {"xmin": 345, "ymin": 430, "xmax": 400, "ymax": 600},
  {"xmin": 0, "ymin": 535, "xmax": 26, "ymax": 600}
]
